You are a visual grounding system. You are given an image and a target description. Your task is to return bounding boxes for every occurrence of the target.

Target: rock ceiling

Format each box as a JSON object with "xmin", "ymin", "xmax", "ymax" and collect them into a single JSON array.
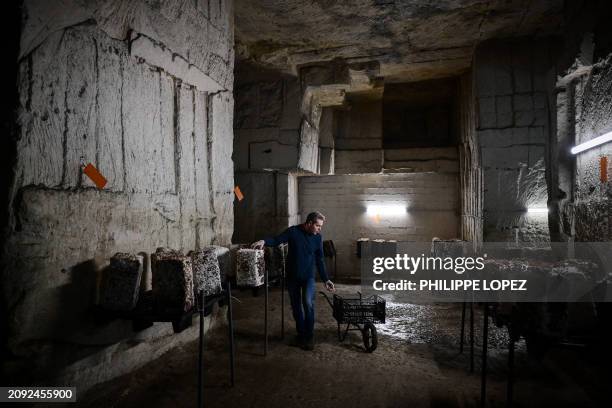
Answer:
[{"xmin": 235, "ymin": 0, "xmax": 564, "ymax": 82}]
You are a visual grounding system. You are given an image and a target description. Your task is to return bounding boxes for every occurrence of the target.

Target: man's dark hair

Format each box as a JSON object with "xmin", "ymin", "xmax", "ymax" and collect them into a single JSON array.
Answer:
[{"xmin": 306, "ymin": 211, "xmax": 326, "ymax": 224}]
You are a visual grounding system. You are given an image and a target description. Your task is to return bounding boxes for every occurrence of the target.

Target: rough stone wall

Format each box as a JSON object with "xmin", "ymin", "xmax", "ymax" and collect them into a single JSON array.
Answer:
[
  {"xmin": 233, "ymin": 62, "xmax": 301, "ymax": 171},
  {"xmin": 233, "ymin": 171, "xmax": 299, "ymax": 244},
  {"xmin": 458, "ymin": 72, "xmax": 484, "ymax": 245},
  {"xmin": 334, "ymin": 100, "xmax": 383, "ymax": 174},
  {"xmin": 20, "ymin": 0, "xmax": 234, "ymax": 92},
  {"xmin": 234, "ymin": 0, "xmax": 564, "ymax": 82},
  {"xmin": 474, "ymin": 38, "xmax": 557, "ymax": 242},
  {"xmin": 333, "ymin": 98, "xmax": 460, "ymax": 175},
  {"xmin": 382, "ymin": 79, "xmax": 459, "ymax": 149},
  {"xmin": 548, "ymin": 69, "xmax": 579, "ymax": 243},
  {"xmin": 318, "ymin": 108, "xmax": 335, "ymax": 174},
  {"xmin": 571, "ymin": 56, "xmax": 612, "ymax": 241},
  {"xmin": 551, "ymin": 1, "xmax": 612, "ymax": 243},
  {"xmin": 383, "ymin": 148, "xmax": 460, "ymax": 174},
  {"xmin": 237, "ymin": 59, "xmax": 382, "ymax": 175},
  {"xmin": 3, "ymin": 0, "xmax": 234, "ymax": 391},
  {"xmin": 231, "ymin": 63, "xmax": 302, "ymax": 239},
  {"xmin": 296, "ymin": 60, "xmax": 383, "ymax": 174},
  {"xmin": 299, "ymin": 173, "xmax": 460, "ymax": 279},
  {"xmin": 336, "ymin": 100, "xmax": 383, "ymax": 150}
]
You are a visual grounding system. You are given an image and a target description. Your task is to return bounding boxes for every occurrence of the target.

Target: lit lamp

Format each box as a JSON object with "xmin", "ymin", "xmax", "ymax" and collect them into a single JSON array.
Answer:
[
  {"xmin": 527, "ymin": 207, "xmax": 548, "ymax": 214},
  {"xmin": 570, "ymin": 131, "xmax": 612, "ymax": 154},
  {"xmin": 366, "ymin": 205, "xmax": 406, "ymax": 216},
  {"xmin": 570, "ymin": 131, "xmax": 611, "ymax": 184}
]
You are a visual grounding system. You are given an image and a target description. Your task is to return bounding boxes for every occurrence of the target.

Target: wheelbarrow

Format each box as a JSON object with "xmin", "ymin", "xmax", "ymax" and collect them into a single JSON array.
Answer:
[{"xmin": 320, "ymin": 291, "xmax": 386, "ymax": 352}]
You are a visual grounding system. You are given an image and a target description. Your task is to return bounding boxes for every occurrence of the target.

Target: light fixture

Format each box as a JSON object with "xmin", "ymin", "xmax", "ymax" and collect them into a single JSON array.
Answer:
[
  {"xmin": 570, "ymin": 131, "xmax": 612, "ymax": 154},
  {"xmin": 527, "ymin": 207, "xmax": 548, "ymax": 213},
  {"xmin": 366, "ymin": 205, "xmax": 406, "ymax": 216}
]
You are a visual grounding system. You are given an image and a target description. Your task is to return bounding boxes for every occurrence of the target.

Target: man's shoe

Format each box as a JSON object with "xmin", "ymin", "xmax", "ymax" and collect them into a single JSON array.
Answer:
[{"xmin": 303, "ymin": 337, "xmax": 314, "ymax": 351}]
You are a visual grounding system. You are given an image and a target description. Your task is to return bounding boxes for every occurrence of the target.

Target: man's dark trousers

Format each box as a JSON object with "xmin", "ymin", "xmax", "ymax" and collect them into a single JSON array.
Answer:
[{"xmin": 287, "ymin": 277, "xmax": 316, "ymax": 340}]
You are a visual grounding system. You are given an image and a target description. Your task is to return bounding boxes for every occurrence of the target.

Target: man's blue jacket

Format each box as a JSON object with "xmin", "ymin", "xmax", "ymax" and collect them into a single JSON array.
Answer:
[{"xmin": 264, "ymin": 225, "xmax": 328, "ymax": 282}]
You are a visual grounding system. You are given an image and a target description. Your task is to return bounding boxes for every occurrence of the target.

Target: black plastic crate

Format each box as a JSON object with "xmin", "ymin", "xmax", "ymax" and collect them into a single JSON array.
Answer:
[{"xmin": 332, "ymin": 294, "xmax": 386, "ymax": 324}]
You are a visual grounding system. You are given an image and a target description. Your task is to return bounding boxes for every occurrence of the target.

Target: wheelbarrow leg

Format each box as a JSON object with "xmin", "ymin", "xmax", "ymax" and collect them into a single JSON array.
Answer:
[{"xmin": 338, "ymin": 323, "xmax": 350, "ymax": 342}]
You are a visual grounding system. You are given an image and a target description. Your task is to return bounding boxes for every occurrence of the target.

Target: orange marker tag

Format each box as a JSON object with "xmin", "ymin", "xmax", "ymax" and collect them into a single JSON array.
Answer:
[
  {"xmin": 601, "ymin": 156, "xmax": 608, "ymax": 183},
  {"xmin": 234, "ymin": 186, "xmax": 244, "ymax": 201},
  {"xmin": 83, "ymin": 163, "xmax": 107, "ymax": 189}
]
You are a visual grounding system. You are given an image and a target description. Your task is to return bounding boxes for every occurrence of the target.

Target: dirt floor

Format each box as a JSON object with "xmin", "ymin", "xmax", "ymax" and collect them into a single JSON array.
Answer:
[{"xmin": 74, "ymin": 283, "xmax": 612, "ymax": 408}]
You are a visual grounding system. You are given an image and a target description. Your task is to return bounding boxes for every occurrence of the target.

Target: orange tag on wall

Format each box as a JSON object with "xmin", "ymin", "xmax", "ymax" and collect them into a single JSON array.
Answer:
[
  {"xmin": 83, "ymin": 163, "xmax": 107, "ymax": 189},
  {"xmin": 234, "ymin": 186, "xmax": 244, "ymax": 201},
  {"xmin": 601, "ymin": 156, "xmax": 608, "ymax": 183}
]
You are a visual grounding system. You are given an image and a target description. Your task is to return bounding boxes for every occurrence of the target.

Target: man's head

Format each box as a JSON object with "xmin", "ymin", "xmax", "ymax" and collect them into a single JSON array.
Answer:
[{"xmin": 304, "ymin": 211, "xmax": 325, "ymax": 235}]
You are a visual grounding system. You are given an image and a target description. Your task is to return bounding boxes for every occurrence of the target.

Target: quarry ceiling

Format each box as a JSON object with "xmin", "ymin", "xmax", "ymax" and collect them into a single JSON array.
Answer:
[{"xmin": 235, "ymin": 0, "xmax": 564, "ymax": 81}]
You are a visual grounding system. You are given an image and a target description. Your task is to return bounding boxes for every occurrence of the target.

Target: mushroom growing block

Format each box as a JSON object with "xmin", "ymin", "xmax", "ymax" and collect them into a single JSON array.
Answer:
[
  {"xmin": 236, "ymin": 248, "xmax": 265, "ymax": 287},
  {"xmin": 100, "ymin": 252, "xmax": 143, "ymax": 311},
  {"xmin": 152, "ymin": 248, "xmax": 194, "ymax": 312}
]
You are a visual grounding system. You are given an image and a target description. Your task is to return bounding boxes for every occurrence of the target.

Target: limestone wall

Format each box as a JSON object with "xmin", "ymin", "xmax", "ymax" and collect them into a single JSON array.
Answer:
[
  {"xmin": 457, "ymin": 73, "xmax": 483, "ymax": 245},
  {"xmin": 571, "ymin": 56, "xmax": 612, "ymax": 241},
  {"xmin": 332, "ymin": 98, "xmax": 460, "ymax": 175},
  {"xmin": 547, "ymin": 1, "xmax": 612, "ymax": 243},
  {"xmin": 3, "ymin": 0, "xmax": 234, "ymax": 391},
  {"xmin": 474, "ymin": 38, "xmax": 557, "ymax": 242},
  {"xmin": 233, "ymin": 171, "xmax": 300, "ymax": 244},
  {"xmin": 233, "ymin": 62, "xmax": 302, "ymax": 171}
]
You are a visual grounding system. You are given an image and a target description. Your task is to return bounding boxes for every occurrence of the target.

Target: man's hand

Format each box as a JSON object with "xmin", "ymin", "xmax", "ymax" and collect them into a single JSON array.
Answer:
[
  {"xmin": 251, "ymin": 240, "xmax": 265, "ymax": 249},
  {"xmin": 325, "ymin": 280, "xmax": 335, "ymax": 292}
]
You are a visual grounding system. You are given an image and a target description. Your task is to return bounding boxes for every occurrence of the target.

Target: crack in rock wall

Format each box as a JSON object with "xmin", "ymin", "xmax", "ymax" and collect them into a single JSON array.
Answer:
[{"xmin": 3, "ymin": 0, "xmax": 234, "ymax": 392}]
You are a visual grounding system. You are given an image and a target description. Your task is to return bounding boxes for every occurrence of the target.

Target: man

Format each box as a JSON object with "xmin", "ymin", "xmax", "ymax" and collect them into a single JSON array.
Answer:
[{"xmin": 252, "ymin": 211, "xmax": 335, "ymax": 351}]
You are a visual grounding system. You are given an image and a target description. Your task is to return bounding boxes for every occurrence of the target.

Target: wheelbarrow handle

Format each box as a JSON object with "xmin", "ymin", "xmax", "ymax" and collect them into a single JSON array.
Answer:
[{"xmin": 319, "ymin": 291, "xmax": 334, "ymax": 309}]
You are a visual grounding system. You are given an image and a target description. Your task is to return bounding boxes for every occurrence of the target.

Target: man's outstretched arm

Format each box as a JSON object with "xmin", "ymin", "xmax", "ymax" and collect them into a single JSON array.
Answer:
[{"xmin": 251, "ymin": 228, "xmax": 290, "ymax": 249}]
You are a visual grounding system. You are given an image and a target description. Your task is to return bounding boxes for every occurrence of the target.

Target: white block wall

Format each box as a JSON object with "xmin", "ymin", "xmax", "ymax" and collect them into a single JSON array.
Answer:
[{"xmin": 299, "ymin": 173, "xmax": 459, "ymax": 279}]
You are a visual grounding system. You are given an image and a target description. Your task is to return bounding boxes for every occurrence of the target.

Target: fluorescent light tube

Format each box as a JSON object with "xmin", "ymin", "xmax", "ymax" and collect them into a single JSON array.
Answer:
[
  {"xmin": 571, "ymin": 131, "xmax": 612, "ymax": 154},
  {"xmin": 367, "ymin": 205, "xmax": 406, "ymax": 216},
  {"xmin": 527, "ymin": 207, "xmax": 548, "ymax": 213}
]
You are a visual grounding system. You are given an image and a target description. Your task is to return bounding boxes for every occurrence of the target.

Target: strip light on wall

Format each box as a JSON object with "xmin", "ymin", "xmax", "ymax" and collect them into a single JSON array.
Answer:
[
  {"xmin": 527, "ymin": 207, "xmax": 548, "ymax": 213},
  {"xmin": 570, "ymin": 131, "xmax": 612, "ymax": 154},
  {"xmin": 366, "ymin": 205, "xmax": 407, "ymax": 216}
]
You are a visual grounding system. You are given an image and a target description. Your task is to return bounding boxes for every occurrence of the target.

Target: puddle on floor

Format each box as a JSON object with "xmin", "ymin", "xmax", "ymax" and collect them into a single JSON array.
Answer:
[{"xmin": 376, "ymin": 297, "xmax": 525, "ymax": 352}]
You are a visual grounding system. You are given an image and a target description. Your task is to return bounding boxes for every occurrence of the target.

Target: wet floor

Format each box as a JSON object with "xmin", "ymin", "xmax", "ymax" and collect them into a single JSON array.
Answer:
[
  {"xmin": 76, "ymin": 283, "xmax": 611, "ymax": 408},
  {"xmin": 378, "ymin": 298, "xmax": 521, "ymax": 350}
]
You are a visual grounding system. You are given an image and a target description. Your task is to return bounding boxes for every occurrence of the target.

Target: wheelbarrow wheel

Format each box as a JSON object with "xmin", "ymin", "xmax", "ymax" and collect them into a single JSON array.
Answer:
[{"xmin": 362, "ymin": 322, "xmax": 377, "ymax": 352}]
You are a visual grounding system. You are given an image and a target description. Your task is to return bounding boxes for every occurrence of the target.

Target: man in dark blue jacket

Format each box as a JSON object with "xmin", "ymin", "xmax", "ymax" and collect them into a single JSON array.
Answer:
[{"xmin": 252, "ymin": 211, "xmax": 335, "ymax": 350}]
